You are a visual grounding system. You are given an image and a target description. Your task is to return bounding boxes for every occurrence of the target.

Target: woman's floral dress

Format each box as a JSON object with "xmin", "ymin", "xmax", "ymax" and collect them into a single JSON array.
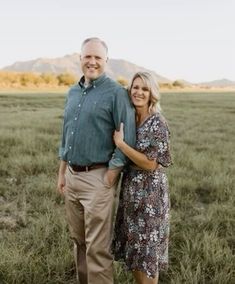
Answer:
[{"xmin": 112, "ymin": 113, "xmax": 172, "ymax": 278}]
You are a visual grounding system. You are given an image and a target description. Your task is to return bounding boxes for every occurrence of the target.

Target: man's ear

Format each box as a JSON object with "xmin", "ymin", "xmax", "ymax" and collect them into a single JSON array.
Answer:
[{"xmin": 106, "ymin": 57, "xmax": 109, "ymax": 63}]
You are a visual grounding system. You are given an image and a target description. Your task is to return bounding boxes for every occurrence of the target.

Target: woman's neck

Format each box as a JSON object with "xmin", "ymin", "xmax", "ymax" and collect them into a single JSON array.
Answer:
[{"xmin": 135, "ymin": 109, "xmax": 150, "ymax": 127}]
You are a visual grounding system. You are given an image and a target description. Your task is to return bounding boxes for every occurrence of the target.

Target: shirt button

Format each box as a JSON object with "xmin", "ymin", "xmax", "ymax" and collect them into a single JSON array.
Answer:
[
  {"xmin": 68, "ymin": 160, "xmax": 71, "ymax": 164},
  {"xmin": 71, "ymin": 131, "xmax": 74, "ymax": 135},
  {"xmin": 93, "ymin": 85, "xmax": 96, "ymax": 88},
  {"xmin": 83, "ymin": 92, "xmax": 86, "ymax": 95},
  {"xmin": 69, "ymin": 146, "xmax": 72, "ymax": 149},
  {"xmin": 74, "ymin": 117, "xmax": 77, "ymax": 120},
  {"xmin": 78, "ymin": 104, "xmax": 81, "ymax": 107}
]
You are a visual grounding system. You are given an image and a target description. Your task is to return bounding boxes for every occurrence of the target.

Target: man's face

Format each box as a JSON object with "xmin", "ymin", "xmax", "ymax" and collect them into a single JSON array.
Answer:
[{"xmin": 80, "ymin": 41, "xmax": 108, "ymax": 83}]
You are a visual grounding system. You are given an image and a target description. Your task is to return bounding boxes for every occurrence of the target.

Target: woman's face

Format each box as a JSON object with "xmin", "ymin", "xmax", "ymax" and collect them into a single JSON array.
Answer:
[{"xmin": 130, "ymin": 77, "xmax": 151, "ymax": 110}]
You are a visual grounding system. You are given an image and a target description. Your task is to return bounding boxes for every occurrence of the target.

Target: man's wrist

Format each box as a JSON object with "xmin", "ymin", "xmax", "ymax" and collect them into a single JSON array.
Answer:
[{"xmin": 107, "ymin": 167, "xmax": 122, "ymax": 173}]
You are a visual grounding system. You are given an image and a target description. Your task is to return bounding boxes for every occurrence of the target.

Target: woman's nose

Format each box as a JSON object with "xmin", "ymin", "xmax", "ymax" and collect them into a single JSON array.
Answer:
[{"xmin": 136, "ymin": 88, "xmax": 143, "ymax": 95}]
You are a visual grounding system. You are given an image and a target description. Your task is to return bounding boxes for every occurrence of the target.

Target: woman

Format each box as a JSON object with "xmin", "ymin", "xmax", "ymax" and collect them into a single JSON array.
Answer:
[{"xmin": 112, "ymin": 72, "xmax": 172, "ymax": 284}]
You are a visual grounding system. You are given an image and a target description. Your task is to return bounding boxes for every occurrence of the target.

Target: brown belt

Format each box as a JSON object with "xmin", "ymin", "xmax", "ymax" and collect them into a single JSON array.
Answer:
[{"xmin": 70, "ymin": 163, "xmax": 108, "ymax": 172}]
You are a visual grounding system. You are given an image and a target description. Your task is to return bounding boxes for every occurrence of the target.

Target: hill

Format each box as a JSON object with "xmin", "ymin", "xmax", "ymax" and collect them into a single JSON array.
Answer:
[
  {"xmin": 2, "ymin": 53, "xmax": 170, "ymax": 83},
  {"xmin": 2, "ymin": 54, "xmax": 235, "ymax": 89},
  {"xmin": 199, "ymin": 78, "xmax": 235, "ymax": 87}
]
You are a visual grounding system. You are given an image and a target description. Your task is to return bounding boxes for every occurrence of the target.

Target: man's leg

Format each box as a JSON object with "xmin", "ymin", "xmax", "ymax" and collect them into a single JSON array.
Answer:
[
  {"xmin": 81, "ymin": 168, "xmax": 116, "ymax": 284},
  {"xmin": 64, "ymin": 169, "xmax": 88, "ymax": 284}
]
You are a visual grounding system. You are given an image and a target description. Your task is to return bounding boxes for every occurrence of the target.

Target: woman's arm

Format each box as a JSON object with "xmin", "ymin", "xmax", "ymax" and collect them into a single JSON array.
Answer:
[{"xmin": 114, "ymin": 123, "xmax": 158, "ymax": 171}]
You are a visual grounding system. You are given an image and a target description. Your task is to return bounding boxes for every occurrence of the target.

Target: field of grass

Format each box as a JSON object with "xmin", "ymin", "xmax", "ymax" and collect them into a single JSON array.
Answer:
[{"xmin": 0, "ymin": 91, "xmax": 234, "ymax": 284}]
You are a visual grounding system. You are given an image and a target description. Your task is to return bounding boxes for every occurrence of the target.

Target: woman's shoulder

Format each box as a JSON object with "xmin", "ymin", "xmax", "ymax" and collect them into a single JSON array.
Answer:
[{"xmin": 149, "ymin": 112, "xmax": 168, "ymax": 126}]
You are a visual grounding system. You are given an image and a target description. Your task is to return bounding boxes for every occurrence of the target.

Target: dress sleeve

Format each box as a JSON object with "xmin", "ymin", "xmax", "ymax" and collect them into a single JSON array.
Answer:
[{"xmin": 145, "ymin": 115, "xmax": 172, "ymax": 167}]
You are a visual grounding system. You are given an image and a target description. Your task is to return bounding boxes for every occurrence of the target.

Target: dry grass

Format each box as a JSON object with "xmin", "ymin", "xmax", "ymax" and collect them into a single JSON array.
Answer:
[{"xmin": 0, "ymin": 91, "xmax": 234, "ymax": 283}]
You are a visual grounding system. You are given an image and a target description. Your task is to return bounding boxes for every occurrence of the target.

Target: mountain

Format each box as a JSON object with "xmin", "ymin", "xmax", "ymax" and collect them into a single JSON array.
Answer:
[
  {"xmin": 173, "ymin": 79, "xmax": 195, "ymax": 86},
  {"xmin": 2, "ymin": 53, "xmax": 170, "ymax": 83},
  {"xmin": 199, "ymin": 78, "xmax": 235, "ymax": 87}
]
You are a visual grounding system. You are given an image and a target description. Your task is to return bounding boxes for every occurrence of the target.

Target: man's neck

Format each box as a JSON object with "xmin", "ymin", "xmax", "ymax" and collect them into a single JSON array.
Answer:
[{"xmin": 84, "ymin": 81, "xmax": 90, "ymax": 88}]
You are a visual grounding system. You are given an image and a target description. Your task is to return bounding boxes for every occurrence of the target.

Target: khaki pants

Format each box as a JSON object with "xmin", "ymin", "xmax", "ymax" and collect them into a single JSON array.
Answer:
[{"xmin": 64, "ymin": 167, "xmax": 116, "ymax": 284}]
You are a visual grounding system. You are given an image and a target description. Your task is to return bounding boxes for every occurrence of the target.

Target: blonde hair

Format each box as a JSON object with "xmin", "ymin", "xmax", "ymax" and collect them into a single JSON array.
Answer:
[{"xmin": 129, "ymin": 72, "xmax": 161, "ymax": 114}]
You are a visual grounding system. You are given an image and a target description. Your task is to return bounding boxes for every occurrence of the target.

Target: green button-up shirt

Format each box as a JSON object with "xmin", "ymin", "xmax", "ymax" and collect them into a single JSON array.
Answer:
[{"xmin": 59, "ymin": 73, "xmax": 136, "ymax": 169}]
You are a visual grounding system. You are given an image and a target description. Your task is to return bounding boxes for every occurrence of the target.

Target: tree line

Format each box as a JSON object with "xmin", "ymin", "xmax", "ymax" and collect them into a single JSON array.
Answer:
[
  {"xmin": 0, "ymin": 71, "xmax": 77, "ymax": 88},
  {"xmin": 0, "ymin": 71, "xmax": 186, "ymax": 89}
]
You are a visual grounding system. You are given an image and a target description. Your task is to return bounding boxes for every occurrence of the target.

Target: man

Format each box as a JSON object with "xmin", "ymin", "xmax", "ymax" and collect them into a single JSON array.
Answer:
[{"xmin": 57, "ymin": 37, "xmax": 136, "ymax": 284}]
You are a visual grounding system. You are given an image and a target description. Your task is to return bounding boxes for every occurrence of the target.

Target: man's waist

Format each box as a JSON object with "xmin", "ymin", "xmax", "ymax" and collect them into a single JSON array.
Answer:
[{"xmin": 69, "ymin": 162, "xmax": 108, "ymax": 172}]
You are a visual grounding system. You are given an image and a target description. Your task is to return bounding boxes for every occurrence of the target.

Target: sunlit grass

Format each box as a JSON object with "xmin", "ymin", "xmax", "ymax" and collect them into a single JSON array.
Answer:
[{"xmin": 0, "ymin": 91, "xmax": 234, "ymax": 283}]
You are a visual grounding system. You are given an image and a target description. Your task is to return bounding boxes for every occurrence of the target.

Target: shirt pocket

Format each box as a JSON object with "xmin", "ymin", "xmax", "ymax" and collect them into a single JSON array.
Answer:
[{"xmin": 92, "ymin": 99, "xmax": 112, "ymax": 115}]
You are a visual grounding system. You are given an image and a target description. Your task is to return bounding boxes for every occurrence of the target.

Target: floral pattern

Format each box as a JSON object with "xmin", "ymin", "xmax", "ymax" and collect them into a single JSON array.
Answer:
[{"xmin": 112, "ymin": 113, "xmax": 172, "ymax": 278}]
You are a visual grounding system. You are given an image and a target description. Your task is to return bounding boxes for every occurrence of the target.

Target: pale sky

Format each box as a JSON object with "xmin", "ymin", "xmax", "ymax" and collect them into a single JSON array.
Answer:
[{"xmin": 0, "ymin": 0, "xmax": 234, "ymax": 83}]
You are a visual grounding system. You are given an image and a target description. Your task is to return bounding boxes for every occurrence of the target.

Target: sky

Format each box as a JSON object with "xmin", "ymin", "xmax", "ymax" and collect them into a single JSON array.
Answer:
[{"xmin": 0, "ymin": 0, "xmax": 234, "ymax": 83}]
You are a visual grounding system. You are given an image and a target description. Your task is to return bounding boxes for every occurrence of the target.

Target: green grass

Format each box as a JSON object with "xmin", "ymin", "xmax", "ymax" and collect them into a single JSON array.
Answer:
[{"xmin": 0, "ymin": 91, "xmax": 234, "ymax": 284}]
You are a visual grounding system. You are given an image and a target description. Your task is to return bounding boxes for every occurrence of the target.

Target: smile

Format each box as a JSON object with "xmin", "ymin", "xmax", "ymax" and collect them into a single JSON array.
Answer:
[{"xmin": 133, "ymin": 95, "xmax": 145, "ymax": 99}]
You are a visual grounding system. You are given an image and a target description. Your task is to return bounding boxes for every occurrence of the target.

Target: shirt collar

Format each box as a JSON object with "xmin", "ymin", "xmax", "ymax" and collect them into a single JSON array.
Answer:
[{"xmin": 79, "ymin": 73, "xmax": 107, "ymax": 89}]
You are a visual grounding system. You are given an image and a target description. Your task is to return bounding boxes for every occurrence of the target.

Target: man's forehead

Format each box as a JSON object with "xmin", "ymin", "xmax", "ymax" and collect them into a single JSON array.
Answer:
[{"xmin": 81, "ymin": 41, "xmax": 107, "ymax": 55}]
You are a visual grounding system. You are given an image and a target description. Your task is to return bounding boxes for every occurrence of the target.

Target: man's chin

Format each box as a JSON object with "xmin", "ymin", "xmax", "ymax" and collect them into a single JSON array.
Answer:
[{"xmin": 86, "ymin": 74, "xmax": 99, "ymax": 81}]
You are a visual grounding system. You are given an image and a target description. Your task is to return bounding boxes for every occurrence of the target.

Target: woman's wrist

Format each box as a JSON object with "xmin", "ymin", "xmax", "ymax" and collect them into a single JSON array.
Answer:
[{"xmin": 117, "ymin": 140, "xmax": 126, "ymax": 150}]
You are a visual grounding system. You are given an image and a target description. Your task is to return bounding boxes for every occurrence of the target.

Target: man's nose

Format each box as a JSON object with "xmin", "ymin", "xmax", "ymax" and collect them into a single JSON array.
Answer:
[{"xmin": 89, "ymin": 57, "xmax": 96, "ymax": 65}]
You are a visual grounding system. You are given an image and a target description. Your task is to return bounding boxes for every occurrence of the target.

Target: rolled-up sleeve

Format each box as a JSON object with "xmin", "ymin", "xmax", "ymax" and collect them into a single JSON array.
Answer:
[
  {"xmin": 59, "ymin": 124, "xmax": 65, "ymax": 159},
  {"xmin": 109, "ymin": 87, "xmax": 136, "ymax": 169},
  {"xmin": 58, "ymin": 96, "xmax": 68, "ymax": 160}
]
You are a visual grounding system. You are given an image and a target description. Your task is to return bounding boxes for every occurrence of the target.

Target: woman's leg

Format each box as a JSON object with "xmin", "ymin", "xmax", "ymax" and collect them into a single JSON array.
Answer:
[{"xmin": 132, "ymin": 270, "xmax": 159, "ymax": 284}]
